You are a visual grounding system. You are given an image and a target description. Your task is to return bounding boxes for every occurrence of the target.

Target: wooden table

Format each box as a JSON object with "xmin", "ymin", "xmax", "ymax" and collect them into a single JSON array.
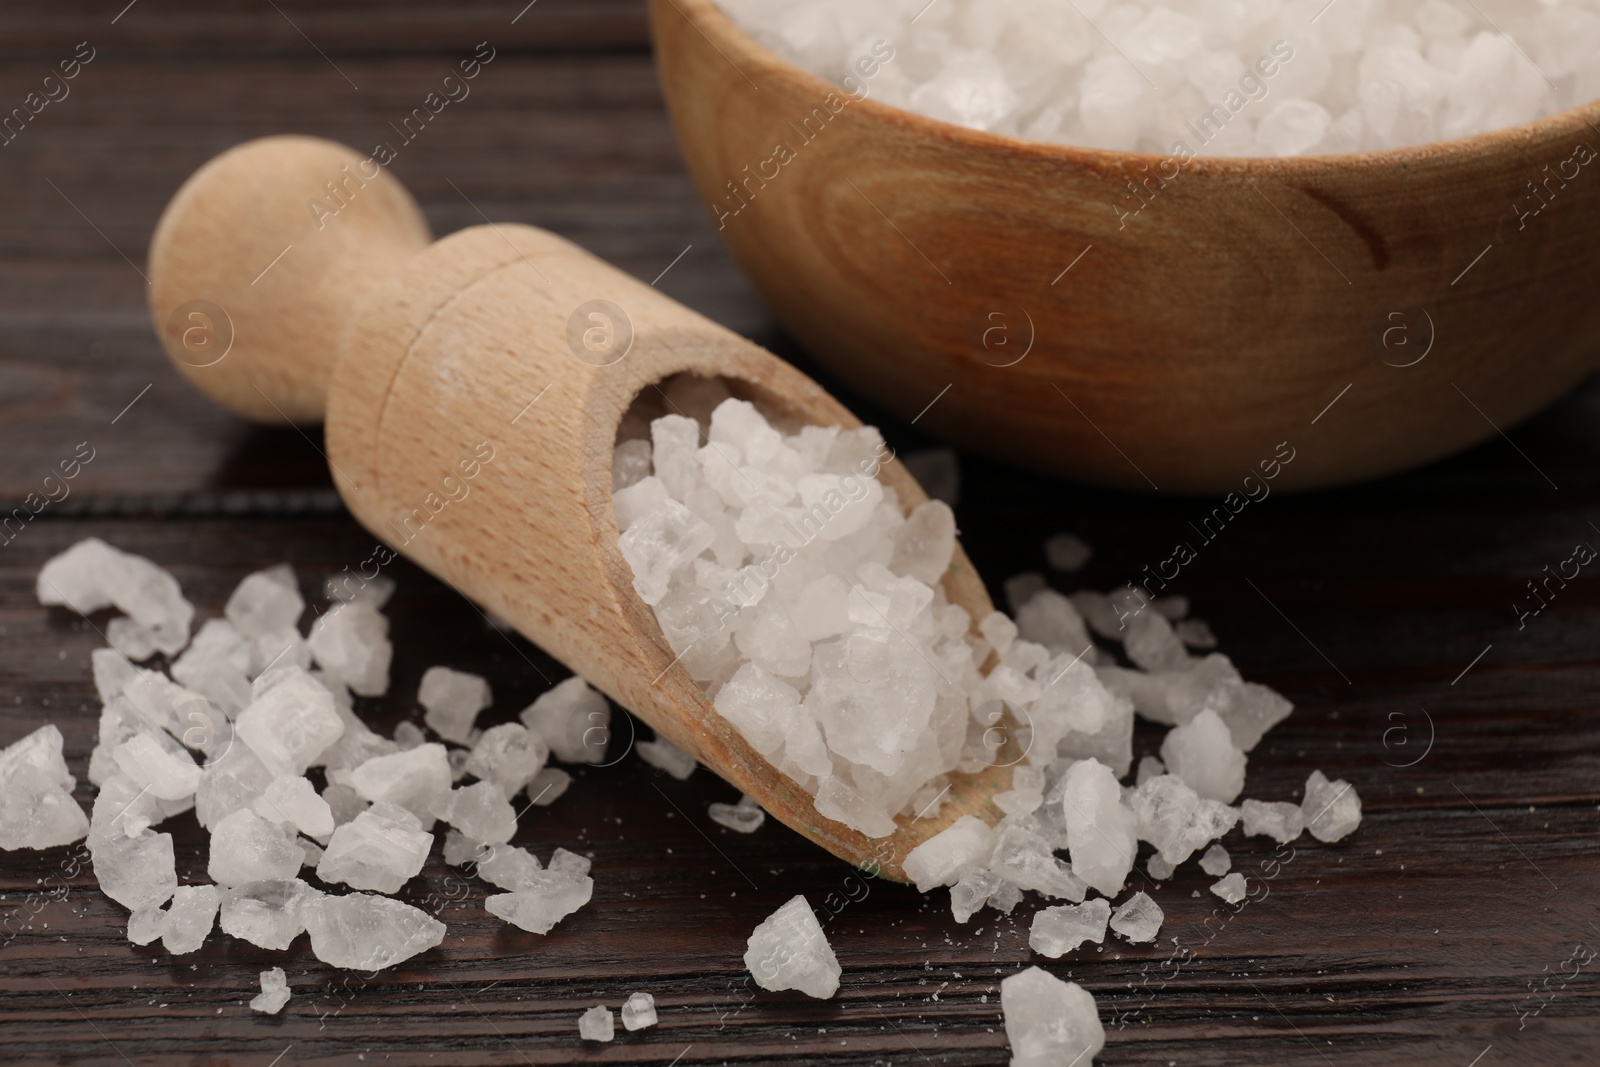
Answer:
[{"xmin": 1, "ymin": 3, "xmax": 1596, "ymax": 1063}]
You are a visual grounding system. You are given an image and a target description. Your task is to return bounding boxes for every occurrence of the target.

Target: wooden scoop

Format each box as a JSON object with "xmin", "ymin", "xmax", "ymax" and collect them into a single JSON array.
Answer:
[{"xmin": 148, "ymin": 135, "xmax": 1012, "ymax": 882}]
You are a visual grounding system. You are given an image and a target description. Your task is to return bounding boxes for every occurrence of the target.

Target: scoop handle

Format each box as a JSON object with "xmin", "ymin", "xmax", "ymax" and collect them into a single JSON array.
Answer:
[{"xmin": 148, "ymin": 136, "xmax": 433, "ymax": 424}]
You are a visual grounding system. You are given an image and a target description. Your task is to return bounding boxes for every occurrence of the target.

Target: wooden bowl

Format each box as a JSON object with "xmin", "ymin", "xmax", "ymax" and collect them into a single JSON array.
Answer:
[{"xmin": 649, "ymin": 0, "xmax": 1600, "ymax": 492}]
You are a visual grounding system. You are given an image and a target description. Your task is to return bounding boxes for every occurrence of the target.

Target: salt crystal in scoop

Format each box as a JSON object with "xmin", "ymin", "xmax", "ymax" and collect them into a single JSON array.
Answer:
[{"xmin": 902, "ymin": 816, "xmax": 995, "ymax": 893}]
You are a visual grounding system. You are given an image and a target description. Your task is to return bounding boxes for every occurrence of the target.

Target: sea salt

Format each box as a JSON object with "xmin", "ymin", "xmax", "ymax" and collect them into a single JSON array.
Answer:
[
  {"xmin": 234, "ymin": 667, "xmax": 343, "ymax": 778},
  {"xmin": 160, "ymin": 884, "xmax": 221, "ymax": 955},
  {"xmin": 621, "ymin": 991, "xmax": 658, "ymax": 1030},
  {"xmin": 1059, "ymin": 759, "xmax": 1137, "ymax": 896},
  {"xmin": 250, "ymin": 967, "xmax": 291, "ymax": 1014},
  {"xmin": 253, "ymin": 776, "xmax": 334, "ymax": 839},
  {"xmin": 347, "ymin": 743, "xmax": 451, "ymax": 826},
  {"xmin": 525, "ymin": 766, "xmax": 572, "ymax": 806},
  {"xmin": 1002, "ymin": 966, "xmax": 1105, "ymax": 1067},
  {"xmin": 520, "ymin": 676, "xmax": 610, "ymax": 764},
  {"xmin": 708, "ymin": 793, "xmax": 766, "ymax": 833},
  {"xmin": 1109, "ymin": 891, "xmax": 1164, "ymax": 943},
  {"xmin": 638, "ymin": 734, "xmax": 698, "ymax": 779},
  {"xmin": 1210, "ymin": 871, "xmax": 1248, "ymax": 904},
  {"xmin": 441, "ymin": 781, "xmax": 517, "ymax": 846},
  {"xmin": 579, "ymin": 1005, "xmax": 615, "ymax": 1042},
  {"xmin": 717, "ymin": 0, "xmax": 1594, "ymax": 156},
  {"xmin": 484, "ymin": 868, "xmax": 594, "ymax": 934},
  {"xmin": 1241, "ymin": 798, "xmax": 1305, "ymax": 843},
  {"xmin": 474, "ymin": 844, "xmax": 542, "ymax": 889},
  {"xmin": 1028, "ymin": 897, "xmax": 1110, "ymax": 958},
  {"xmin": 1044, "ymin": 533, "xmax": 1093, "ymax": 572},
  {"xmin": 1199, "ymin": 843, "xmax": 1232, "ymax": 877},
  {"xmin": 902, "ymin": 816, "xmax": 995, "ymax": 893},
  {"xmin": 302, "ymin": 892, "xmax": 445, "ymax": 970},
  {"xmin": 220, "ymin": 879, "xmax": 321, "ymax": 950},
  {"xmin": 208, "ymin": 809, "xmax": 302, "ymax": 887},
  {"xmin": 308, "ymin": 601, "xmax": 392, "ymax": 697},
  {"xmin": 419, "ymin": 666, "xmax": 491, "ymax": 745},
  {"xmin": 465, "ymin": 723, "xmax": 548, "ymax": 799},
  {"xmin": 0, "ymin": 724, "xmax": 90, "ymax": 850},
  {"xmin": 317, "ymin": 804, "xmax": 432, "ymax": 894},
  {"xmin": 1302, "ymin": 770, "xmax": 1363, "ymax": 842},
  {"xmin": 745, "ymin": 894, "xmax": 841, "ymax": 999},
  {"xmin": 1160, "ymin": 708, "xmax": 1246, "ymax": 803},
  {"xmin": 37, "ymin": 538, "xmax": 193, "ymax": 656},
  {"xmin": 1127, "ymin": 773, "xmax": 1238, "ymax": 865}
]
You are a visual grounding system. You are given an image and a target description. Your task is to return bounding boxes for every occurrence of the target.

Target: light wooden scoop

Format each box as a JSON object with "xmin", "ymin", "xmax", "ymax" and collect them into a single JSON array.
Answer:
[{"xmin": 148, "ymin": 135, "xmax": 1013, "ymax": 882}]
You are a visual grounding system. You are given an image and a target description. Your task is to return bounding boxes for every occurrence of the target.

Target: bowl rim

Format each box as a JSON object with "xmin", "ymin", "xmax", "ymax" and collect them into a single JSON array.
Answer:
[{"xmin": 660, "ymin": 0, "xmax": 1600, "ymax": 174}]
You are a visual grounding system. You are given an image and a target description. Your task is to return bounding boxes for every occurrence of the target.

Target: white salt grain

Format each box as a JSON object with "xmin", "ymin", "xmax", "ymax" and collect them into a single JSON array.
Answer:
[
  {"xmin": 465, "ymin": 723, "xmax": 549, "ymax": 799},
  {"xmin": 441, "ymin": 781, "xmax": 517, "ymax": 846},
  {"xmin": 1240, "ymin": 798, "xmax": 1305, "ymax": 843},
  {"xmin": 1302, "ymin": 770, "xmax": 1362, "ymax": 842},
  {"xmin": 0, "ymin": 724, "xmax": 90, "ymax": 851},
  {"xmin": 418, "ymin": 666, "xmax": 491, "ymax": 745},
  {"xmin": 1028, "ymin": 898, "xmax": 1110, "ymax": 958},
  {"xmin": 708, "ymin": 793, "xmax": 766, "ymax": 833},
  {"xmin": 1160, "ymin": 708, "xmax": 1247, "ymax": 803},
  {"xmin": 250, "ymin": 967, "xmax": 291, "ymax": 1014},
  {"xmin": 637, "ymin": 734, "xmax": 697, "ymax": 780},
  {"xmin": 1044, "ymin": 533, "xmax": 1093, "ymax": 572},
  {"xmin": 302, "ymin": 892, "xmax": 445, "ymax": 970},
  {"xmin": 1001, "ymin": 966, "xmax": 1104, "ymax": 1067},
  {"xmin": 37, "ymin": 538, "xmax": 194, "ymax": 656},
  {"xmin": 160, "ymin": 884, "xmax": 221, "ymax": 955},
  {"xmin": 525, "ymin": 766, "xmax": 572, "ymax": 807},
  {"xmin": 902, "ymin": 816, "xmax": 995, "ymax": 893},
  {"xmin": 1110, "ymin": 891, "xmax": 1164, "ymax": 943},
  {"xmin": 520, "ymin": 677, "xmax": 610, "ymax": 764},
  {"xmin": 317, "ymin": 805, "xmax": 432, "ymax": 894},
  {"xmin": 745, "ymin": 895, "xmax": 840, "ymax": 999},
  {"xmin": 1210, "ymin": 871, "xmax": 1248, "ymax": 904},
  {"xmin": 1059, "ymin": 759, "xmax": 1137, "ymax": 896},
  {"xmin": 620, "ymin": 991, "xmax": 658, "ymax": 1031},
  {"xmin": 485, "ymin": 869, "xmax": 594, "ymax": 934},
  {"xmin": 1199, "ymin": 842, "xmax": 1232, "ymax": 876},
  {"xmin": 578, "ymin": 1005, "xmax": 615, "ymax": 1042},
  {"xmin": 208, "ymin": 809, "xmax": 302, "ymax": 887}
]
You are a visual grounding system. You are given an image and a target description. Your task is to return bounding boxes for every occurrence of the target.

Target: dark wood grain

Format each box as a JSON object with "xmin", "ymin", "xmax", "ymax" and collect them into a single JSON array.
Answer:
[{"xmin": 1, "ymin": 1, "xmax": 1598, "ymax": 1064}]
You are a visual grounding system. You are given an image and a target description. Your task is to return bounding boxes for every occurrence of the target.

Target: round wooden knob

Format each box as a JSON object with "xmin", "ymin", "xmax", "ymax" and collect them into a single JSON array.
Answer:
[{"xmin": 149, "ymin": 135, "xmax": 432, "ymax": 424}]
